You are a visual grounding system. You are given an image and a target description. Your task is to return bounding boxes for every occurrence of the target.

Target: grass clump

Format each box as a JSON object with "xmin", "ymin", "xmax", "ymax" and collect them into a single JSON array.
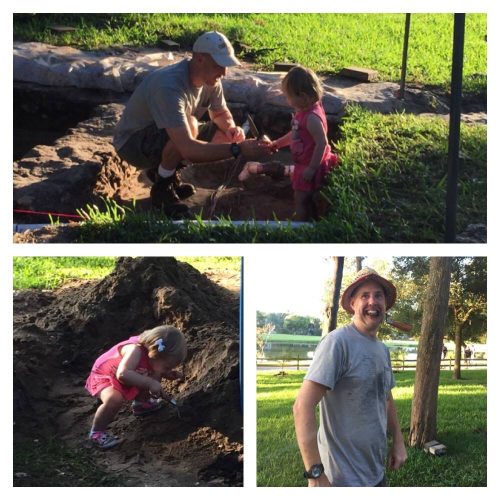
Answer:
[{"xmin": 257, "ymin": 369, "xmax": 486, "ymax": 487}]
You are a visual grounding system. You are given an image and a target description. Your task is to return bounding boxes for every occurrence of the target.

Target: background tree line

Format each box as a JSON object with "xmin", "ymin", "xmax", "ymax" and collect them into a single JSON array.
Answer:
[{"xmin": 257, "ymin": 311, "xmax": 322, "ymax": 336}]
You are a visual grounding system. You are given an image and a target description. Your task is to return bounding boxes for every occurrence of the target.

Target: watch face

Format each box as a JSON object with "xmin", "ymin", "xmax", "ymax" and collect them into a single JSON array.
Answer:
[{"xmin": 311, "ymin": 464, "xmax": 324, "ymax": 478}]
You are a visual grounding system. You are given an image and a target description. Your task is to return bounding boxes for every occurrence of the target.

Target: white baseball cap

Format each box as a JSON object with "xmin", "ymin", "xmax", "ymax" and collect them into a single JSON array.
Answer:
[{"xmin": 192, "ymin": 31, "xmax": 240, "ymax": 67}]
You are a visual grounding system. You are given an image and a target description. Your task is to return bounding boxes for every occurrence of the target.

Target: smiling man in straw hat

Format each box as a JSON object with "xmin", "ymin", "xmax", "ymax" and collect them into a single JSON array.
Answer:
[
  {"xmin": 114, "ymin": 31, "xmax": 271, "ymax": 217},
  {"xmin": 293, "ymin": 267, "xmax": 407, "ymax": 487}
]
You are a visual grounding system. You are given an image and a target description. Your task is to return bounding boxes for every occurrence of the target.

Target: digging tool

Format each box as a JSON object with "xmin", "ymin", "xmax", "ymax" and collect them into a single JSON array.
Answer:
[
  {"xmin": 242, "ymin": 114, "xmax": 271, "ymax": 142},
  {"xmin": 386, "ymin": 315, "xmax": 412, "ymax": 332},
  {"xmin": 162, "ymin": 397, "xmax": 194, "ymax": 421},
  {"xmin": 243, "ymin": 114, "xmax": 260, "ymax": 139}
]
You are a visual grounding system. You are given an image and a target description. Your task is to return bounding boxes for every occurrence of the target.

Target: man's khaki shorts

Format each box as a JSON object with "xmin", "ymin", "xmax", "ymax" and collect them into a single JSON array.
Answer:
[{"xmin": 116, "ymin": 121, "xmax": 218, "ymax": 170}]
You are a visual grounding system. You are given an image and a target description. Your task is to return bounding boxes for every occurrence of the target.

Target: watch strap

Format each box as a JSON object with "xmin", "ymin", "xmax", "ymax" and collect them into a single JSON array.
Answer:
[{"xmin": 230, "ymin": 142, "xmax": 241, "ymax": 158}]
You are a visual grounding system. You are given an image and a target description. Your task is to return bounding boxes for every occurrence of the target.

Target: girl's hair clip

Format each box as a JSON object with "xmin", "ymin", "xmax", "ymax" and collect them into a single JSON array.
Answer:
[{"xmin": 155, "ymin": 338, "xmax": 166, "ymax": 352}]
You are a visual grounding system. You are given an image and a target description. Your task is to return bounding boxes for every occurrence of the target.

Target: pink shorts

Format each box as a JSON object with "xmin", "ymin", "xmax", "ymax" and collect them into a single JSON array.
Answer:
[{"xmin": 85, "ymin": 371, "xmax": 140, "ymax": 401}]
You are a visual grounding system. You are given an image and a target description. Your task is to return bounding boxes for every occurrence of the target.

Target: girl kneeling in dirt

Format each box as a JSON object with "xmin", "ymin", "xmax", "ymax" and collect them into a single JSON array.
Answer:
[
  {"xmin": 85, "ymin": 325, "xmax": 186, "ymax": 449},
  {"xmin": 239, "ymin": 65, "xmax": 339, "ymax": 221}
]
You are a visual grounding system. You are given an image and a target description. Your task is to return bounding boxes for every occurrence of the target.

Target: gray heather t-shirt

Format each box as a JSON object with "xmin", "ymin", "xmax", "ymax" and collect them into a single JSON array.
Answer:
[
  {"xmin": 305, "ymin": 323, "xmax": 395, "ymax": 486},
  {"xmin": 113, "ymin": 58, "xmax": 226, "ymax": 151}
]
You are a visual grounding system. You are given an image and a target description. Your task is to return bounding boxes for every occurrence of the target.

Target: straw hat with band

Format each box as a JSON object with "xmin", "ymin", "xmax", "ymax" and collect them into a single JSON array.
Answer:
[{"xmin": 341, "ymin": 267, "xmax": 397, "ymax": 315}]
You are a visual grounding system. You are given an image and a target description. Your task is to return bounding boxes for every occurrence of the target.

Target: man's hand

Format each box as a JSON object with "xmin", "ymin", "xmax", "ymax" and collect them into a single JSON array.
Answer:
[
  {"xmin": 240, "ymin": 139, "xmax": 274, "ymax": 160},
  {"xmin": 226, "ymin": 126, "xmax": 246, "ymax": 143},
  {"xmin": 387, "ymin": 440, "xmax": 407, "ymax": 470},
  {"xmin": 308, "ymin": 475, "xmax": 331, "ymax": 487}
]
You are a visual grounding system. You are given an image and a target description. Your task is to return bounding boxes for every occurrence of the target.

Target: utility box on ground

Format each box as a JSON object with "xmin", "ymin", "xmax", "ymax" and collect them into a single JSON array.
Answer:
[{"xmin": 424, "ymin": 440, "xmax": 447, "ymax": 456}]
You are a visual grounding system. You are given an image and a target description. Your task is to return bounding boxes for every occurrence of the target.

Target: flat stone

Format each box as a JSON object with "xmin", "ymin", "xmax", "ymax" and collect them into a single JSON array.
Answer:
[
  {"xmin": 339, "ymin": 66, "xmax": 379, "ymax": 82},
  {"xmin": 158, "ymin": 39, "xmax": 180, "ymax": 51},
  {"xmin": 273, "ymin": 62, "xmax": 298, "ymax": 72}
]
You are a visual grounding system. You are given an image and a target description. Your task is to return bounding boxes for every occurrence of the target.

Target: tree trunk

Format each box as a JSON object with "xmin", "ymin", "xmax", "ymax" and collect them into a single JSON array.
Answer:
[
  {"xmin": 409, "ymin": 257, "xmax": 452, "ymax": 447},
  {"xmin": 323, "ymin": 257, "xmax": 344, "ymax": 335},
  {"xmin": 453, "ymin": 323, "xmax": 465, "ymax": 380},
  {"xmin": 355, "ymin": 257, "xmax": 364, "ymax": 271}
]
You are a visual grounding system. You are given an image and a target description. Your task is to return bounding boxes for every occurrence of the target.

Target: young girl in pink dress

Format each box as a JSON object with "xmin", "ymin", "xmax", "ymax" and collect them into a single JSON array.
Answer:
[
  {"xmin": 85, "ymin": 325, "xmax": 186, "ymax": 449},
  {"xmin": 239, "ymin": 65, "xmax": 339, "ymax": 221}
]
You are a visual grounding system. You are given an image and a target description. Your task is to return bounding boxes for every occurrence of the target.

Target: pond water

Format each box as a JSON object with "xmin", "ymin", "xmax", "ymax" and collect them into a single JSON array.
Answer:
[{"xmin": 261, "ymin": 341, "xmax": 419, "ymax": 361}]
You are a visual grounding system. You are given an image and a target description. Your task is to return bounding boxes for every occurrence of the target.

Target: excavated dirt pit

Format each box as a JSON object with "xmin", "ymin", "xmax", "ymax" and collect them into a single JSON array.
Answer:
[
  {"xmin": 13, "ymin": 85, "xmax": 321, "ymax": 224},
  {"xmin": 13, "ymin": 257, "xmax": 242, "ymax": 487}
]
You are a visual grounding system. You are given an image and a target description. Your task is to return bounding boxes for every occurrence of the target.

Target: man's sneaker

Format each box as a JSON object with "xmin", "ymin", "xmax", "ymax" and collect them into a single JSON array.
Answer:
[
  {"xmin": 146, "ymin": 168, "xmax": 196, "ymax": 200},
  {"xmin": 132, "ymin": 398, "xmax": 165, "ymax": 417},
  {"xmin": 150, "ymin": 178, "xmax": 190, "ymax": 218},
  {"xmin": 173, "ymin": 171, "xmax": 196, "ymax": 199},
  {"xmin": 89, "ymin": 430, "xmax": 121, "ymax": 449}
]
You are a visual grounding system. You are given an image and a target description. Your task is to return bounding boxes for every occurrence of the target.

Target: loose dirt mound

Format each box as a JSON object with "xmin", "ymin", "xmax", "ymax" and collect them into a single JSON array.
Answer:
[{"xmin": 13, "ymin": 258, "xmax": 242, "ymax": 486}]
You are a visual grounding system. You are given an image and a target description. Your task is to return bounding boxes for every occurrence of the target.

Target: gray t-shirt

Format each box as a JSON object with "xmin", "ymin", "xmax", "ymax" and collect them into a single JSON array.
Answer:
[
  {"xmin": 305, "ymin": 323, "xmax": 395, "ymax": 486},
  {"xmin": 113, "ymin": 58, "xmax": 226, "ymax": 151}
]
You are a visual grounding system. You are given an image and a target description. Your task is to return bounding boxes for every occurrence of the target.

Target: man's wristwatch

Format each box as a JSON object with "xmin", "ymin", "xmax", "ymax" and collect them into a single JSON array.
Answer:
[
  {"xmin": 303, "ymin": 463, "xmax": 324, "ymax": 479},
  {"xmin": 230, "ymin": 142, "xmax": 241, "ymax": 158}
]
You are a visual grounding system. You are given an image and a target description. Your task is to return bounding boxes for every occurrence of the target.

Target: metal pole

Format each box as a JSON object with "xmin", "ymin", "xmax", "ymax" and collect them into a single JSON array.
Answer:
[
  {"xmin": 445, "ymin": 14, "xmax": 466, "ymax": 242},
  {"xmin": 239, "ymin": 258, "xmax": 244, "ymax": 412},
  {"xmin": 399, "ymin": 14, "xmax": 411, "ymax": 99}
]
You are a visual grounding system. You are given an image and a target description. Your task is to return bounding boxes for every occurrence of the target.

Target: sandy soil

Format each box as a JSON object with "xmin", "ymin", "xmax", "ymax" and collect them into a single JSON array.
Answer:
[{"xmin": 13, "ymin": 258, "xmax": 242, "ymax": 486}]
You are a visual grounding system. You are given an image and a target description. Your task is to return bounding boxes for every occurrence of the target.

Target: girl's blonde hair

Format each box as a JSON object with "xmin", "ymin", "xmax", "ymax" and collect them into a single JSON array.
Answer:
[
  {"xmin": 139, "ymin": 325, "xmax": 187, "ymax": 365},
  {"xmin": 282, "ymin": 65, "xmax": 323, "ymax": 102}
]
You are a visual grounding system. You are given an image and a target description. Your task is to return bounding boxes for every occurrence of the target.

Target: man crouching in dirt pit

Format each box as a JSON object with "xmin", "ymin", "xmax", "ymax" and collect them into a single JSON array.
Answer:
[
  {"xmin": 113, "ymin": 31, "xmax": 272, "ymax": 217},
  {"xmin": 85, "ymin": 326, "xmax": 186, "ymax": 449}
]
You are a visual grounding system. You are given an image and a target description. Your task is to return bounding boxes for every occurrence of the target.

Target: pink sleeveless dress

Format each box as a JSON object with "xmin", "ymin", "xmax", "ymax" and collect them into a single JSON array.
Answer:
[
  {"xmin": 85, "ymin": 335, "xmax": 153, "ymax": 400},
  {"xmin": 290, "ymin": 101, "xmax": 338, "ymax": 192}
]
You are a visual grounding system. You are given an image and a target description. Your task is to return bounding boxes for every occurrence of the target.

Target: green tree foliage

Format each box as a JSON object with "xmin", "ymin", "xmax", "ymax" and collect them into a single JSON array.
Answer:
[
  {"xmin": 257, "ymin": 311, "xmax": 321, "ymax": 336},
  {"xmin": 391, "ymin": 257, "xmax": 487, "ymax": 346},
  {"xmin": 284, "ymin": 315, "xmax": 321, "ymax": 336}
]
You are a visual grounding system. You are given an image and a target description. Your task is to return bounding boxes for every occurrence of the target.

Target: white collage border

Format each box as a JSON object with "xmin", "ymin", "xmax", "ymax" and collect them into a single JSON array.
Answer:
[{"xmin": 3, "ymin": 0, "xmax": 497, "ymax": 497}]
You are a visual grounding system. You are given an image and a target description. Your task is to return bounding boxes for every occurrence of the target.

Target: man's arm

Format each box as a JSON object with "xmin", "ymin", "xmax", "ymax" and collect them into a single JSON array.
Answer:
[
  {"xmin": 166, "ymin": 126, "xmax": 266, "ymax": 163},
  {"xmin": 210, "ymin": 107, "xmax": 246, "ymax": 143},
  {"xmin": 293, "ymin": 379, "xmax": 331, "ymax": 487},
  {"xmin": 386, "ymin": 391, "xmax": 407, "ymax": 470}
]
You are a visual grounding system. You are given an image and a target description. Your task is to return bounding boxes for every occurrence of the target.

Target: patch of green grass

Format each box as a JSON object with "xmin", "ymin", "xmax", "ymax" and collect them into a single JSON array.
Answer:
[
  {"xmin": 13, "ymin": 13, "xmax": 487, "ymax": 94},
  {"xmin": 13, "ymin": 436, "xmax": 123, "ymax": 486},
  {"xmin": 324, "ymin": 105, "xmax": 486, "ymax": 242},
  {"xmin": 257, "ymin": 369, "xmax": 486, "ymax": 487},
  {"xmin": 13, "ymin": 257, "xmax": 117, "ymax": 289}
]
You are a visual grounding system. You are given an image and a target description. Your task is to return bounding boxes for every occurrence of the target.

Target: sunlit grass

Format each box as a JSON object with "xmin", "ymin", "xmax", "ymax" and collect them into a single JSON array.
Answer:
[
  {"xmin": 13, "ymin": 13, "xmax": 487, "ymax": 94},
  {"xmin": 257, "ymin": 369, "xmax": 486, "ymax": 486}
]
